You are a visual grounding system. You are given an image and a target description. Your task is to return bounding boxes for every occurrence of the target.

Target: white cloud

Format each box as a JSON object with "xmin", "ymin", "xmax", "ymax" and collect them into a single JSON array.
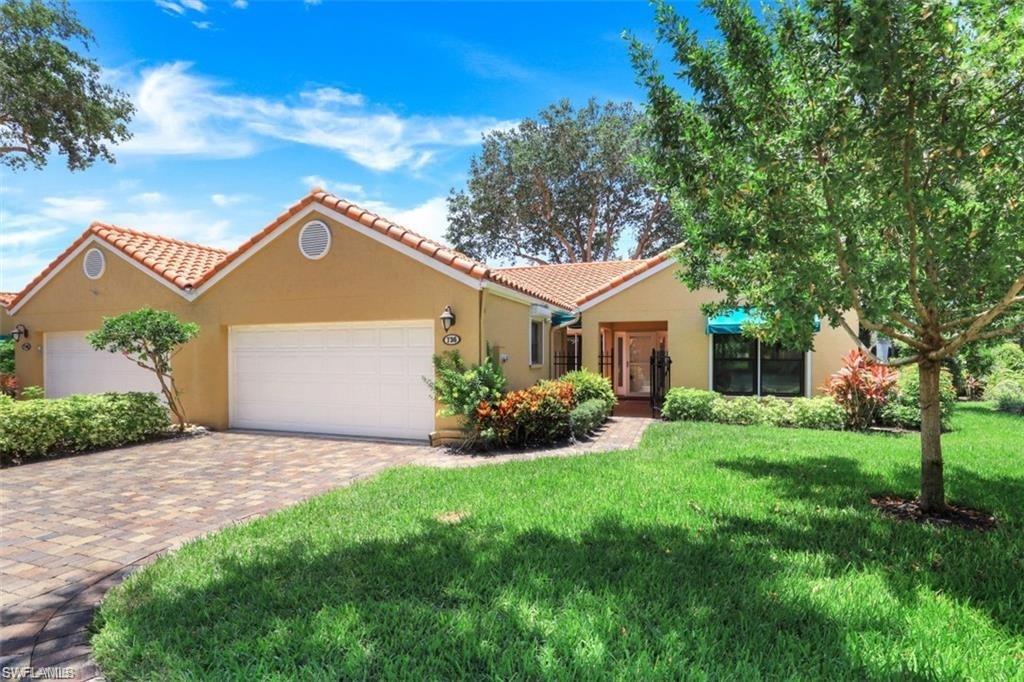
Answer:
[
  {"xmin": 301, "ymin": 87, "xmax": 365, "ymax": 108},
  {"xmin": 386, "ymin": 197, "xmax": 450, "ymax": 244},
  {"xmin": 304, "ymin": 0, "xmax": 322, "ymax": 5},
  {"xmin": 231, "ymin": 0, "xmax": 248, "ymax": 7},
  {"xmin": 210, "ymin": 193, "xmax": 248, "ymax": 207},
  {"xmin": 105, "ymin": 209, "xmax": 236, "ymax": 249},
  {"xmin": 40, "ymin": 197, "xmax": 108, "ymax": 224},
  {"xmin": 114, "ymin": 62, "xmax": 511, "ymax": 171},
  {"xmin": 181, "ymin": 0, "xmax": 207, "ymax": 11},
  {"xmin": 154, "ymin": 0, "xmax": 185, "ymax": 15},
  {"xmin": 192, "ymin": 20, "xmax": 213, "ymax": 30},
  {"xmin": 0, "ymin": 226, "xmax": 65, "ymax": 247},
  {"xmin": 132, "ymin": 192, "xmax": 164, "ymax": 205},
  {"xmin": 300, "ymin": 176, "xmax": 365, "ymax": 197}
]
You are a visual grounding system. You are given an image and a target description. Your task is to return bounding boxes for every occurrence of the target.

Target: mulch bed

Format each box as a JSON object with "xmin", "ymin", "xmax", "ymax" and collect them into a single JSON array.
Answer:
[{"xmin": 870, "ymin": 495, "xmax": 998, "ymax": 531}]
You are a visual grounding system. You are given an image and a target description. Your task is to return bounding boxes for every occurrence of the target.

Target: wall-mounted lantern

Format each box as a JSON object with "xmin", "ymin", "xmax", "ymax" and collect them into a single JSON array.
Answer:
[
  {"xmin": 11, "ymin": 324, "xmax": 28, "ymax": 342},
  {"xmin": 440, "ymin": 305, "xmax": 456, "ymax": 332}
]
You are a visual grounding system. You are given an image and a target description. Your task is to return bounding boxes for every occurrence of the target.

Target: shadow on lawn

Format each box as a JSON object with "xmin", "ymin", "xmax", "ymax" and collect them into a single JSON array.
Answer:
[
  {"xmin": 714, "ymin": 455, "xmax": 1023, "ymax": 635},
  {"xmin": 97, "ymin": 516, "xmax": 893, "ymax": 679}
]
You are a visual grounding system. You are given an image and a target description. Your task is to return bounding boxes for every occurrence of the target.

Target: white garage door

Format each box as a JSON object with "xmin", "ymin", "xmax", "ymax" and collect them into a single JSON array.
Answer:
[
  {"xmin": 44, "ymin": 331, "xmax": 160, "ymax": 398},
  {"xmin": 229, "ymin": 322, "xmax": 435, "ymax": 440}
]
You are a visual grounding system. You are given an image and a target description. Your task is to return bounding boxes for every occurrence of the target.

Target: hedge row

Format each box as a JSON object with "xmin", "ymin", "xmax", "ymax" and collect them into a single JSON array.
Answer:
[
  {"xmin": 662, "ymin": 388, "xmax": 846, "ymax": 430},
  {"xmin": 0, "ymin": 392, "xmax": 170, "ymax": 465}
]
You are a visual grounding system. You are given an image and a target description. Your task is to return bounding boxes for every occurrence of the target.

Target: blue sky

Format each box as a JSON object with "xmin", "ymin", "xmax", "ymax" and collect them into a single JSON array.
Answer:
[{"xmin": 1, "ymin": 0, "xmax": 711, "ymax": 292}]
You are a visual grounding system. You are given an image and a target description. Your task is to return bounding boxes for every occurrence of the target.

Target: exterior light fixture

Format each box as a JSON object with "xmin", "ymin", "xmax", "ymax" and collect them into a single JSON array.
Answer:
[
  {"xmin": 11, "ymin": 324, "xmax": 28, "ymax": 342},
  {"xmin": 440, "ymin": 305, "xmax": 456, "ymax": 332}
]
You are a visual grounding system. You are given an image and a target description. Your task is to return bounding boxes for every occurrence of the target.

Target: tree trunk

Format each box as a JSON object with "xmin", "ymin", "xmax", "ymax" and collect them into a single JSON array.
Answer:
[{"xmin": 918, "ymin": 360, "xmax": 946, "ymax": 513}]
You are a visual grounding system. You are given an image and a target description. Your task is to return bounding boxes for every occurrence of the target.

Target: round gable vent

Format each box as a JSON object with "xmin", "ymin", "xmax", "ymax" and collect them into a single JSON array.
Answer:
[
  {"xmin": 299, "ymin": 220, "xmax": 331, "ymax": 260},
  {"xmin": 83, "ymin": 248, "xmax": 106, "ymax": 279}
]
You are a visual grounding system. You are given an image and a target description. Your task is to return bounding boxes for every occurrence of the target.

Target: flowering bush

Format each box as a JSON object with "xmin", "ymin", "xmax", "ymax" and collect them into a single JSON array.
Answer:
[
  {"xmin": 479, "ymin": 382, "xmax": 574, "ymax": 448},
  {"xmin": 426, "ymin": 350, "xmax": 506, "ymax": 435},
  {"xmin": 824, "ymin": 349, "xmax": 898, "ymax": 430},
  {"xmin": 0, "ymin": 373, "xmax": 20, "ymax": 398}
]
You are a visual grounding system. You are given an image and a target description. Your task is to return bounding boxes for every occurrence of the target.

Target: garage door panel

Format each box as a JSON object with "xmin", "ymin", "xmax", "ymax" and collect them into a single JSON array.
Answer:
[
  {"xmin": 230, "ymin": 322, "xmax": 435, "ymax": 440},
  {"xmin": 44, "ymin": 332, "xmax": 160, "ymax": 399}
]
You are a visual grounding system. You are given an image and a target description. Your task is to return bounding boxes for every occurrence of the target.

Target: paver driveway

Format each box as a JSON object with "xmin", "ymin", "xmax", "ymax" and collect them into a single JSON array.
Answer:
[{"xmin": 0, "ymin": 418, "xmax": 651, "ymax": 679}]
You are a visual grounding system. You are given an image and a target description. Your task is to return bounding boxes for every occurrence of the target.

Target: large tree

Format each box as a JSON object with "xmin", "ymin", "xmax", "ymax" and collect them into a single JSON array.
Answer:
[
  {"xmin": 446, "ymin": 99, "xmax": 678, "ymax": 264},
  {"xmin": 631, "ymin": 0, "xmax": 1023, "ymax": 513},
  {"xmin": 1, "ymin": 0, "xmax": 133, "ymax": 170}
]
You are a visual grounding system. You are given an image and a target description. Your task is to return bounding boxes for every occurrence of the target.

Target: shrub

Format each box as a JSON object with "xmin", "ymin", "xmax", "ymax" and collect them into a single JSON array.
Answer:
[
  {"xmin": 0, "ymin": 372, "xmax": 19, "ymax": 397},
  {"xmin": 480, "ymin": 382, "xmax": 574, "ymax": 448},
  {"xmin": 559, "ymin": 370, "xmax": 616, "ymax": 412},
  {"xmin": 989, "ymin": 342, "xmax": 1024, "ymax": 377},
  {"xmin": 570, "ymin": 398, "xmax": 608, "ymax": 439},
  {"xmin": 662, "ymin": 388, "xmax": 720, "ymax": 422},
  {"xmin": 0, "ymin": 338, "xmax": 13, "ymax": 373},
  {"xmin": 880, "ymin": 366, "xmax": 956, "ymax": 430},
  {"xmin": 426, "ymin": 350, "xmax": 506, "ymax": 434},
  {"xmin": 990, "ymin": 379, "xmax": 1024, "ymax": 415},
  {"xmin": 20, "ymin": 386, "xmax": 43, "ymax": 400},
  {"xmin": 824, "ymin": 349, "xmax": 898, "ymax": 430},
  {"xmin": 0, "ymin": 392, "xmax": 170, "ymax": 465},
  {"xmin": 712, "ymin": 396, "xmax": 771, "ymax": 426},
  {"xmin": 783, "ymin": 397, "xmax": 846, "ymax": 430}
]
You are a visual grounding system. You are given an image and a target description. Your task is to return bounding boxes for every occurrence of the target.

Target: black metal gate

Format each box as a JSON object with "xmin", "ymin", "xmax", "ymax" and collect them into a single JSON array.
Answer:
[{"xmin": 650, "ymin": 349, "xmax": 672, "ymax": 415}]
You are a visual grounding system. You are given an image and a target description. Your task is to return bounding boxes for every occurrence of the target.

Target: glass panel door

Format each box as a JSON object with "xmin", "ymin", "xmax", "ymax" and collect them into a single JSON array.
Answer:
[{"xmin": 627, "ymin": 334, "xmax": 655, "ymax": 395}]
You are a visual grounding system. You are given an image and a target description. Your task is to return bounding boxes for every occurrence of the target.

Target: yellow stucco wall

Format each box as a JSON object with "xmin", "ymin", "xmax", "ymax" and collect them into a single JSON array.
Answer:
[
  {"xmin": 579, "ymin": 264, "xmax": 858, "ymax": 395},
  {"xmin": 1, "ymin": 306, "xmax": 12, "ymax": 336},
  {"xmin": 481, "ymin": 290, "xmax": 550, "ymax": 390},
  {"xmin": 10, "ymin": 209, "xmax": 492, "ymax": 434}
]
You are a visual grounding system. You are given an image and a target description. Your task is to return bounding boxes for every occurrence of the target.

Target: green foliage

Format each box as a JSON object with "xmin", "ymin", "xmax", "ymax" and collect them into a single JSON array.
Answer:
[
  {"xmin": 480, "ymin": 382, "xmax": 574, "ymax": 448},
  {"xmin": 88, "ymin": 307, "xmax": 199, "ymax": 430},
  {"xmin": 989, "ymin": 380, "xmax": 1024, "ymax": 415},
  {"xmin": 663, "ymin": 389, "xmax": 844, "ymax": 431},
  {"xmin": 570, "ymin": 398, "xmax": 609, "ymax": 439},
  {"xmin": 426, "ymin": 351, "xmax": 507, "ymax": 433},
  {"xmin": 0, "ymin": 338, "xmax": 13, "ymax": 373},
  {"xmin": 0, "ymin": 392, "xmax": 169, "ymax": 465},
  {"xmin": 559, "ymin": 370, "xmax": 617, "ymax": 412},
  {"xmin": 880, "ymin": 368, "xmax": 957, "ymax": 430},
  {"xmin": 662, "ymin": 388, "xmax": 718, "ymax": 422},
  {"xmin": 782, "ymin": 397, "xmax": 846, "ymax": 431},
  {"xmin": 712, "ymin": 396, "xmax": 771, "ymax": 426},
  {"xmin": 987, "ymin": 342, "xmax": 1024, "ymax": 385},
  {"xmin": 446, "ymin": 99, "xmax": 678, "ymax": 264},
  {"xmin": 19, "ymin": 385, "xmax": 43, "ymax": 400},
  {"xmin": 0, "ymin": 0, "xmax": 133, "ymax": 171}
]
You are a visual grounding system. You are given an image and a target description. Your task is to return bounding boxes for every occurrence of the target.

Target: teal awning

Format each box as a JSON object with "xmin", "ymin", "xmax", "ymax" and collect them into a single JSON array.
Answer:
[
  {"xmin": 705, "ymin": 308, "xmax": 820, "ymax": 334},
  {"xmin": 551, "ymin": 310, "xmax": 580, "ymax": 327}
]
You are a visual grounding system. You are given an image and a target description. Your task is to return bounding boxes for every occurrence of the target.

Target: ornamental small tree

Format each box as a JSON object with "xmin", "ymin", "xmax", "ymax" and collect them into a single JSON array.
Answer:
[
  {"xmin": 87, "ymin": 308, "xmax": 198, "ymax": 432},
  {"xmin": 630, "ymin": 0, "xmax": 1024, "ymax": 513}
]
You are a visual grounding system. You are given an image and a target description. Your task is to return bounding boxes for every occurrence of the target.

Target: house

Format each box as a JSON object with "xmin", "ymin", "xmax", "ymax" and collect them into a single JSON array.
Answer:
[{"xmin": 5, "ymin": 189, "xmax": 856, "ymax": 443}]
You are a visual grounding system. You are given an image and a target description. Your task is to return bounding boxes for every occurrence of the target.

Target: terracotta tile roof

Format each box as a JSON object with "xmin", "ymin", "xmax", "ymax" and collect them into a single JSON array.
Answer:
[
  {"xmin": 492, "ymin": 260, "xmax": 648, "ymax": 309},
  {"xmin": 6, "ymin": 189, "xmax": 671, "ymax": 313},
  {"xmin": 195, "ymin": 190, "xmax": 490, "ymax": 287},
  {"xmin": 0, "ymin": 292, "xmax": 15, "ymax": 309},
  {"xmin": 6, "ymin": 223, "xmax": 228, "ymax": 310},
  {"xmin": 493, "ymin": 249, "xmax": 676, "ymax": 309}
]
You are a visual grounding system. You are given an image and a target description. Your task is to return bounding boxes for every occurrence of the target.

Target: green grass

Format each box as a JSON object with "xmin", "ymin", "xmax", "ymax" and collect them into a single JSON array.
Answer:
[{"xmin": 92, "ymin": 403, "xmax": 1023, "ymax": 680}]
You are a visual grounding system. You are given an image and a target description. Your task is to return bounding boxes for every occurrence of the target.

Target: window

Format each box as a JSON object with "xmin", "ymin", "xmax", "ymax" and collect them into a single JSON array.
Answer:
[
  {"xmin": 713, "ymin": 335, "xmax": 757, "ymax": 395},
  {"xmin": 760, "ymin": 343, "xmax": 804, "ymax": 397},
  {"xmin": 712, "ymin": 335, "xmax": 805, "ymax": 397},
  {"xmin": 530, "ymin": 319, "xmax": 544, "ymax": 366}
]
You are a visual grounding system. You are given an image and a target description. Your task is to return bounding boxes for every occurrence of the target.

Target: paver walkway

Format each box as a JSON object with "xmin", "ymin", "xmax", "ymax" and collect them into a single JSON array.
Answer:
[{"xmin": 0, "ymin": 416, "xmax": 652, "ymax": 680}]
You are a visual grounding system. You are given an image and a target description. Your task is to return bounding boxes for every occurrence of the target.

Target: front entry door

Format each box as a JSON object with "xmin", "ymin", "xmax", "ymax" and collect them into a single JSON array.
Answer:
[{"xmin": 615, "ymin": 332, "xmax": 666, "ymax": 396}]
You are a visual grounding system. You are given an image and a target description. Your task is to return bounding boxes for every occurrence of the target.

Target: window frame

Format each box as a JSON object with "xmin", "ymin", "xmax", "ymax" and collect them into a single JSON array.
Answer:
[
  {"xmin": 529, "ymin": 318, "xmax": 545, "ymax": 367},
  {"xmin": 710, "ymin": 334, "xmax": 807, "ymax": 397}
]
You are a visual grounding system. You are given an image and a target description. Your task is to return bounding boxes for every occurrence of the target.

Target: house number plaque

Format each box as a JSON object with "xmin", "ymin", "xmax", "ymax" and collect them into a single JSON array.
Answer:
[{"xmin": 442, "ymin": 333, "xmax": 461, "ymax": 346}]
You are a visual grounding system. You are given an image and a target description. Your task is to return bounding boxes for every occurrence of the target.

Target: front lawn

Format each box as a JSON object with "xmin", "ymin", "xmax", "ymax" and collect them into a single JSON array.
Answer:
[{"xmin": 93, "ymin": 403, "xmax": 1023, "ymax": 680}]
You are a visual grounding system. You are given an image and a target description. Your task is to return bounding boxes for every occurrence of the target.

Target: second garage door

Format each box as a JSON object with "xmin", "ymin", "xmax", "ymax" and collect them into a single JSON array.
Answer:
[
  {"xmin": 229, "ymin": 321, "xmax": 436, "ymax": 440},
  {"xmin": 44, "ymin": 331, "xmax": 161, "ymax": 398}
]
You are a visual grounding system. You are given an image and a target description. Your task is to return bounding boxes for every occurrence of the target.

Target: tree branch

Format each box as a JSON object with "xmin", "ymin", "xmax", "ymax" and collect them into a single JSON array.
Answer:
[{"xmin": 930, "ymin": 272, "xmax": 1024, "ymax": 360}]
